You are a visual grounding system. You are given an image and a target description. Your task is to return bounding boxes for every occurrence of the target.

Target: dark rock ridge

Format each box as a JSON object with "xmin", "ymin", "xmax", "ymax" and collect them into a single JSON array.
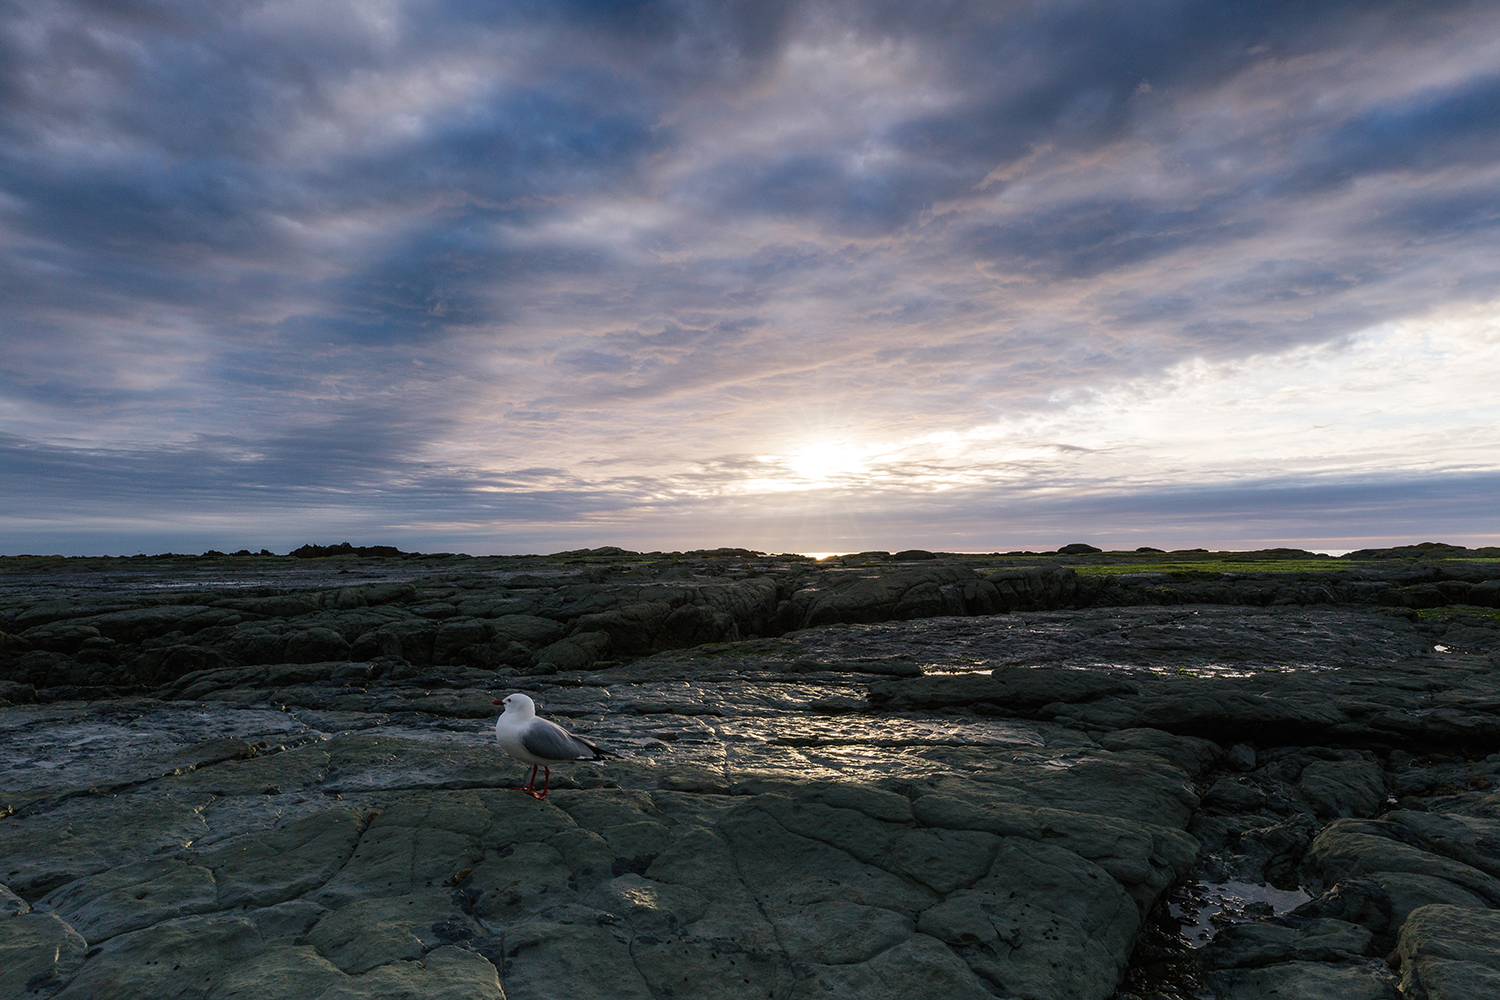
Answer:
[
  {"xmin": 4, "ymin": 547, "xmax": 1498, "ymax": 695},
  {"xmin": 289, "ymin": 543, "xmax": 409, "ymax": 559},
  {"xmin": 2, "ymin": 547, "xmax": 1499, "ymax": 999}
]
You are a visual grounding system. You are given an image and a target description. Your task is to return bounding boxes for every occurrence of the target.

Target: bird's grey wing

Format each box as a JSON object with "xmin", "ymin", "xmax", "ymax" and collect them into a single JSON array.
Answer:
[{"xmin": 522, "ymin": 718, "xmax": 609, "ymax": 761}]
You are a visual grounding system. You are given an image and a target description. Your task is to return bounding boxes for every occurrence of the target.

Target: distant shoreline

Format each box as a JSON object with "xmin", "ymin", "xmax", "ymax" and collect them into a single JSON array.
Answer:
[{"xmin": 3, "ymin": 540, "xmax": 1496, "ymax": 562}]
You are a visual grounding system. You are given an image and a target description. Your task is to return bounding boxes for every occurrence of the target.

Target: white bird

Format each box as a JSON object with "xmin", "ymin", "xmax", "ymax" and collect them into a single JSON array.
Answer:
[{"xmin": 492, "ymin": 693, "xmax": 614, "ymax": 800}]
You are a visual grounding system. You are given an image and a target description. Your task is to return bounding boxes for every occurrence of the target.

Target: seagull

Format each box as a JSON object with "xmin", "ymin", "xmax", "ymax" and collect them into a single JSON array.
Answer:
[{"xmin": 492, "ymin": 693, "xmax": 615, "ymax": 800}]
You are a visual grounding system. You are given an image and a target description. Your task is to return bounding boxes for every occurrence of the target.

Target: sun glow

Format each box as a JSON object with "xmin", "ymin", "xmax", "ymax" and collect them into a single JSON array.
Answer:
[
  {"xmin": 783, "ymin": 439, "xmax": 873, "ymax": 484},
  {"xmin": 688, "ymin": 302, "xmax": 1500, "ymax": 507}
]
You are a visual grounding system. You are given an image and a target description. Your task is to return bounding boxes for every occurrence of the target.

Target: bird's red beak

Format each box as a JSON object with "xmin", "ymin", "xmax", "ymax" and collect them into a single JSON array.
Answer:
[{"xmin": 492, "ymin": 699, "xmax": 503, "ymax": 705}]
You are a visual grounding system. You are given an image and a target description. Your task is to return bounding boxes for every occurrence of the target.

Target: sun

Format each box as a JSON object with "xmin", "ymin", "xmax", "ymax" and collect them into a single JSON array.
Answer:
[{"xmin": 784, "ymin": 439, "xmax": 871, "ymax": 484}]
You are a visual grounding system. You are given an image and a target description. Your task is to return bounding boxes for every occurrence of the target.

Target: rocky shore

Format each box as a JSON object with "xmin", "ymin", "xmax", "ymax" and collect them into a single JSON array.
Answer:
[{"xmin": 3, "ymin": 544, "xmax": 1499, "ymax": 999}]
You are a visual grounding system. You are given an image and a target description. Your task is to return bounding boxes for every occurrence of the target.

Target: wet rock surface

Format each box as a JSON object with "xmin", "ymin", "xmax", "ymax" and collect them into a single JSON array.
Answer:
[{"xmin": 2, "ymin": 547, "xmax": 1500, "ymax": 999}]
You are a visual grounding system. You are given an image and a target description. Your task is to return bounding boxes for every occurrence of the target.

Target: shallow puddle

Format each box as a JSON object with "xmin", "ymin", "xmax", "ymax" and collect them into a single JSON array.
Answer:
[
  {"xmin": 1111, "ymin": 878, "xmax": 1312, "ymax": 1000},
  {"xmin": 1169, "ymin": 879, "xmax": 1312, "ymax": 948}
]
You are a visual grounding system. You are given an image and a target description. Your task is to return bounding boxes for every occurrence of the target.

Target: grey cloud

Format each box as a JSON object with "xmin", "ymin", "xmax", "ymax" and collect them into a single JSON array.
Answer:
[
  {"xmin": 775, "ymin": 0, "xmax": 1482, "ymax": 227},
  {"xmin": 0, "ymin": 1, "xmax": 675, "ymax": 342},
  {"xmin": 0, "ymin": 427, "xmax": 616, "ymax": 524},
  {"xmin": 1359, "ymin": 188, "xmax": 1500, "ymax": 242},
  {"xmin": 700, "ymin": 153, "xmax": 965, "ymax": 234},
  {"xmin": 928, "ymin": 472, "xmax": 1500, "ymax": 552},
  {"xmin": 1295, "ymin": 74, "xmax": 1500, "ymax": 190},
  {"xmin": 13, "ymin": 427, "xmax": 1495, "ymax": 555},
  {"xmin": 556, "ymin": 348, "xmax": 641, "ymax": 375},
  {"xmin": 962, "ymin": 199, "xmax": 1256, "ymax": 281},
  {"xmin": 4, "ymin": 0, "xmax": 1500, "ymax": 552}
]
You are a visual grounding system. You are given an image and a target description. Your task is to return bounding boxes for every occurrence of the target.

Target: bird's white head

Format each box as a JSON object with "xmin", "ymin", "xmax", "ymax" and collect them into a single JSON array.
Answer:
[{"xmin": 492, "ymin": 692, "xmax": 536, "ymax": 719}]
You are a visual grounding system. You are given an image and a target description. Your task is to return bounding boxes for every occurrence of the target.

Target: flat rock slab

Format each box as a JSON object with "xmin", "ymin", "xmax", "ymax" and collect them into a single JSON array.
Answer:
[
  {"xmin": 1397, "ymin": 904, "xmax": 1500, "ymax": 999},
  {"xmin": 1, "ymin": 693, "xmax": 1205, "ymax": 1000},
  {"xmin": 5, "ymin": 578, "xmax": 1500, "ymax": 1000},
  {"xmin": 0, "ymin": 912, "xmax": 88, "ymax": 998},
  {"xmin": 1208, "ymin": 959, "xmax": 1400, "ymax": 999}
]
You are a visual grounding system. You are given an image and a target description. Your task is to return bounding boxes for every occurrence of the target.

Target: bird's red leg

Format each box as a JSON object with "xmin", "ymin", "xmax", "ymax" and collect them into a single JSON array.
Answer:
[
  {"xmin": 535, "ymin": 766, "xmax": 551, "ymax": 801},
  {"xmin": 514, "ymin": 764, "xmax": 549, "ymax": 800}
]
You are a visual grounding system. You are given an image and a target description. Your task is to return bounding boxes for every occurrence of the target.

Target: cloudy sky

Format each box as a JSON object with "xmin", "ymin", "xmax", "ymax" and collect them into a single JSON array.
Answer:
[{"xmin": 3, "ymin": 0, "xmax": 1499, "ymax": 556}]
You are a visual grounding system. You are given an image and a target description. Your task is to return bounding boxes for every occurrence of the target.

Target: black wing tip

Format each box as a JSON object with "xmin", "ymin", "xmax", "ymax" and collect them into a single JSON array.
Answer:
[{"xmin": 579, "ymin": 737, "xmax": 618, "ymax": 759}]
